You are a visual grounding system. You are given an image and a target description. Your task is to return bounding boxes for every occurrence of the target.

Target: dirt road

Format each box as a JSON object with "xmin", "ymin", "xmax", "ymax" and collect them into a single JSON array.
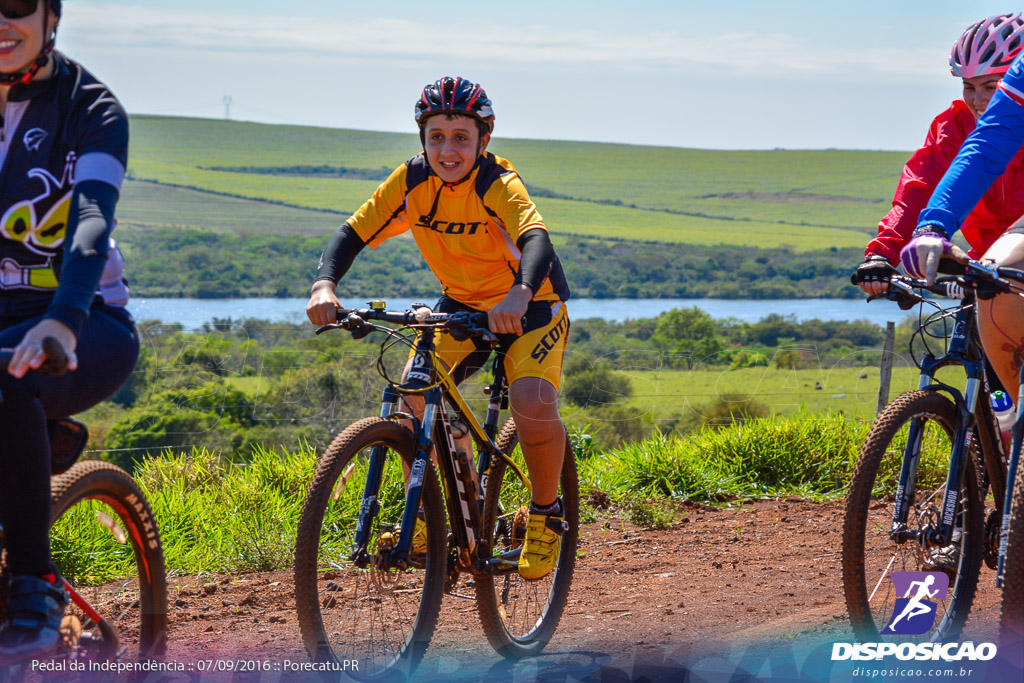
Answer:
[{"xmin": 160, "ymin": 499, "xmax": 1004, "ymax": 682}]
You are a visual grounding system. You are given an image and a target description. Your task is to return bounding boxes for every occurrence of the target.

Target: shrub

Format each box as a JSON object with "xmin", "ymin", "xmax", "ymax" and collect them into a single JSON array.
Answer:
[{"xmin": 561, "ymin": 356, "xmax": 633, "ymax": 408}]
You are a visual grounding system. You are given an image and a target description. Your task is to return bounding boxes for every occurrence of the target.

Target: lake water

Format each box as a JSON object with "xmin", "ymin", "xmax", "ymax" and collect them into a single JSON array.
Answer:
[{"xmin": 126, "ymin": 297, "xmax": 913, "ymax": 330}]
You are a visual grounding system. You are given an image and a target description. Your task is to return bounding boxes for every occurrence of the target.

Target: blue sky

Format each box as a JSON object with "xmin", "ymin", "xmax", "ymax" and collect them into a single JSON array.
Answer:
[{"xmin": 58, "ymin": 1, "xmax": 999, "ymax": 150}]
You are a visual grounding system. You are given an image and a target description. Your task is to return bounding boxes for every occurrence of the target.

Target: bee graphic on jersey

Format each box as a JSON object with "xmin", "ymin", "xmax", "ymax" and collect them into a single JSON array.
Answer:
[{"xmin": 0, "ymin": 153, "xmax": 75, "ymax": 290}]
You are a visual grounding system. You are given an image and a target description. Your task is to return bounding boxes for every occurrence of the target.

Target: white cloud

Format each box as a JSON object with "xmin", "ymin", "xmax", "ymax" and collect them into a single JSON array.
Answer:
[{"xmin": 63, "ymin": 3, "xmax": 942, "ymax": 83}]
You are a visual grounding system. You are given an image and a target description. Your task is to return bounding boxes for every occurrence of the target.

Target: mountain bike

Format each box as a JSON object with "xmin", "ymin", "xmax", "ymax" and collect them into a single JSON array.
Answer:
[
  {"xmin": 842, "ymin": 262, "xmax": 1024, "ymax": 642},
  {"xmin": 294, "ymin": 301, "xmax": 579, "ymax": 679},
  {"xmin": 0, "ymin": 339, "xmax": 167, "ymax": 673}
]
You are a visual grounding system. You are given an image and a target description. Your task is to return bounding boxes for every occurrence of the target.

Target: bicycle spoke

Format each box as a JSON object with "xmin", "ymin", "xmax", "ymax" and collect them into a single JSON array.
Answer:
[{"xmin": 868, "ymin": 553, "xmax": 899, "ymax": 604}]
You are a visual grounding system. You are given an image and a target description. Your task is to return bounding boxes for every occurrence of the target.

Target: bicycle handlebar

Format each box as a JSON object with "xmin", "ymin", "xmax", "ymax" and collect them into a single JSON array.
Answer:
[
  {"xmin": 316, "ymin": 305, "xmax": 496, "ymax": 342},
  {"xmin": 0, "ymin": 337, "xmax": 70, "ymax": 376},
  {"xmin": 872, "ymin": 260, "xmax": 1024, "ymax": 310}
]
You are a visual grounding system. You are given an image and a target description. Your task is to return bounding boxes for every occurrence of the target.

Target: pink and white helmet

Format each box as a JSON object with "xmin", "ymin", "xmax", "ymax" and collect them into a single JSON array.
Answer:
[{"xmin": 951, "ymin": 13, "xmax": 1024, "ymax": 78}]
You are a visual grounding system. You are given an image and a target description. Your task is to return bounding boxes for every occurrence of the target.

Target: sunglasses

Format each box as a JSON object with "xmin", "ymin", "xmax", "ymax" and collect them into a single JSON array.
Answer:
[{"xmin": 0, "ymin": 0, "xmax": 40, "ymax": 20}]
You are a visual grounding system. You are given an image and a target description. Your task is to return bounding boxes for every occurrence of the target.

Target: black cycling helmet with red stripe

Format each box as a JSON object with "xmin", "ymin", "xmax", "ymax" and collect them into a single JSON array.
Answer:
[
  {"xmin": 0, "ymin": 0, "xmax": 63, "ymax": 86},
  {"xmin": 415, "ymin": 76, "xmax": 495, "ymax": 142}
]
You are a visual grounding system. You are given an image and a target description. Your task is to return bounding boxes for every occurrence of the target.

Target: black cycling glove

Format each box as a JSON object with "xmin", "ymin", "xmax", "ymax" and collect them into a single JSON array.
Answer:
[{"xmin": 851, "ymin": 255, "xmax": 898, "ymax": 286}]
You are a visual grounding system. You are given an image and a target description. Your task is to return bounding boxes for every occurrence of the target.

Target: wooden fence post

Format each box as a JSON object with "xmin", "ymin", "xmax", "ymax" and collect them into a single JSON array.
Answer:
[{"xmin": 877, "ymin": 321, "xmax": 895, "ymax": 414}]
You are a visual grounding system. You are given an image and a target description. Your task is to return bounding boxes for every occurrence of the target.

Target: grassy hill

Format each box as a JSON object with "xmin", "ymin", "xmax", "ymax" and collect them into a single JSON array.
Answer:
[{"xmin": 116, "ymin": 115, "xmax": 914, "ymax": 298}]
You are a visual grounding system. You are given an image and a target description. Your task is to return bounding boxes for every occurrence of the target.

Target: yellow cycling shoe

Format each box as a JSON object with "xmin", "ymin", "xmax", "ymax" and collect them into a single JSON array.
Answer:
[
  {"xmin": 518, "ymin": 510, "xmax": 567, "ymax": 581},
  {"xmin": 411, "ymin": 516, "xmax": 428, "ymax": 556}
]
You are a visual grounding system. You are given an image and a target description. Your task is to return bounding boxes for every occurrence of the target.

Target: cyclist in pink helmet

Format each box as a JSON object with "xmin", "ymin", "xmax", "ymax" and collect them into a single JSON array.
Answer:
[{"xmin": 853, "ymin": 13, "xmax": 1024, "ymax": 295}]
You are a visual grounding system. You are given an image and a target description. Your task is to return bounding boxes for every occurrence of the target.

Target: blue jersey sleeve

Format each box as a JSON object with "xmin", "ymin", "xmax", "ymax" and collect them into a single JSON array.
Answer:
[{"xmin": 918, "ymin": 53, "xmax": 1024, "ymax": 237}]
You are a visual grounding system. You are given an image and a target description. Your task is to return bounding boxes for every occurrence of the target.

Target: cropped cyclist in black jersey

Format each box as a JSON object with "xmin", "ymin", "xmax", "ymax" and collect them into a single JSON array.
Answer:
[{"xmin": 0, "ymin": 0, "xmax": 139, "ymax": 662}]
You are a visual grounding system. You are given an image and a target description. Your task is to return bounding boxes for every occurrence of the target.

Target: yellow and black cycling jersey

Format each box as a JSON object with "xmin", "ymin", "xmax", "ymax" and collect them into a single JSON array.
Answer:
[{"xmin": 345, "ymin": 152, "xmax": 569, "ymax": 310}]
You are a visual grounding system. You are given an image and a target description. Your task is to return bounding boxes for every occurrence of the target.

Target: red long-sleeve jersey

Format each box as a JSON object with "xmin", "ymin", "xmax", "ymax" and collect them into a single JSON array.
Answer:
[{"xmin": 866, "ymin": 100, "xmax": 1024, "ymax": 264}]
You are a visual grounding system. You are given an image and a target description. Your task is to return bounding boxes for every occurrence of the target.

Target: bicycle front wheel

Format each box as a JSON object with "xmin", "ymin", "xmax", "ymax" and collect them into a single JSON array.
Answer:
[
  {"xmin": 49, "ymin": 460, "xmax": 168, "ymax": 664},
  {"xmin": 475, "ymin": 418, "xmax": 579, "ymax": 658},
  {"xmin": 999, "ymin": 441, "xmax": 1024, "ymax": 666},
  {"xmin": 294, "ymin": 417, "xmax": 446, "ymax": 680},
  {"xmin": 843, "ymin": 390, "xmax": 984, "ymax": 642}
]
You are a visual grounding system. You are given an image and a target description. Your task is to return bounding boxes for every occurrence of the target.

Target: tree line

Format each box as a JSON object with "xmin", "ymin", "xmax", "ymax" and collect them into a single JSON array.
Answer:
[{"xmin": 118, "ymin": 226, "xmax": 866, "ymax": 300}]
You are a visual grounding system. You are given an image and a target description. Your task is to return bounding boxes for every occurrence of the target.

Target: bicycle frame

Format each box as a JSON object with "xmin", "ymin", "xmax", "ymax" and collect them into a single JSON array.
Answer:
[
  {"xmin": 890, "ymin": 302, "xmax": 1006, "ymax": 550},
  {"xmin": 348, "ymin": 323, "xmax": 530, "ymax": 576}
]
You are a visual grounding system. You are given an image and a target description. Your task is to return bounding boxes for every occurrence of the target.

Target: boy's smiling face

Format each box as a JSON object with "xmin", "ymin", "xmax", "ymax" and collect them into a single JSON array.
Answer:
[{"xmin": 423, "ymin": 115, "xmax": 490, "ymax": 183}]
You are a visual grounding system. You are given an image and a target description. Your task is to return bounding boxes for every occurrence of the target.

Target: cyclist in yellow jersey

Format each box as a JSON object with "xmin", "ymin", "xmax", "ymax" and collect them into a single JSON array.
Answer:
[{"xmin": 307, "ymin": 76, "xmax": 571, "ymax": 580}]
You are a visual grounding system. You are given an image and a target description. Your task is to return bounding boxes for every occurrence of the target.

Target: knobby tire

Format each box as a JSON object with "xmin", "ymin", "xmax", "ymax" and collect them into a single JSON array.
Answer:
[
  {"xmin": 474, "ymin": 418, "xmax": 579, "ymax": 658},
  {"xmin": 294, "ymin": 418, "xmax": 446, "ymax": 680},
  {"xmin": 843, "ymin": 390, "xmax": 984, "ymax": 642},
  {"xmin": 49, "ymin": 460, "xmax": 168, "ymax": 664}
]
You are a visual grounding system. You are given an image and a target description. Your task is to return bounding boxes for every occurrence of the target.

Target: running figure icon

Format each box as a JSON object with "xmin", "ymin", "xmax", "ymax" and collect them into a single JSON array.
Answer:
[{"xmin": 882, "ymin": 572, "xmax": 951, "ymax": 635}]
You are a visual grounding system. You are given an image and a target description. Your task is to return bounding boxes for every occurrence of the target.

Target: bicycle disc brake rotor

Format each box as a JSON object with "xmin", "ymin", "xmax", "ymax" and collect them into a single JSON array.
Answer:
[
  {"xmin": 369, "ymin": 531, "xmax": 406, "ymax": 593},
  {"xmin": 913, "ymin": 505, "xmax": 942, "ymax": 563}
]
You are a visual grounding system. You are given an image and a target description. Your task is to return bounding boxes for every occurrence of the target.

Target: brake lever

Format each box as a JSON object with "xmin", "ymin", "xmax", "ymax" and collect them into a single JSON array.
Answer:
[
  {"xmin": 874, "ymin": 279, "xmax": 921, "ymax": 310},
  {"xmin": 315, "ymin": 312, "xmax": 367, "ymax": 335},
  {"xmin": 315, "ymin": 323, "xmax": 344, "ymax": 335}
]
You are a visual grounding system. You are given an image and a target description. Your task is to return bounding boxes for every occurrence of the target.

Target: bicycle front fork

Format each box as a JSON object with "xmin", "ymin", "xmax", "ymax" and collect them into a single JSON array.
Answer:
[
  {"xmin": 349, "ymin": 385, "xmax": 432, "ymax": 570},
  {"xmin": 997, "ymin": 365, "xmax": 1024, "ymax": 587},
  {"xmin": 890, "ymin": 388, "xmax": 977, "ymax": 549}
]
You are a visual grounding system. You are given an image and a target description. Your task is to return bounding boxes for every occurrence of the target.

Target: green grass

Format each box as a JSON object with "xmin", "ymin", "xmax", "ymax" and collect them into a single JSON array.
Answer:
[
  {"xmin": 614, "ymin": 365, "xmax": 920, "ymax": 423},
  {"xmin": 224, "ymin": 376, "xmax": 267, "ymax": 396},
  {"xmin": 578, "ymin": 411, "xmax": 950, "ymax": 503},
  {"xmin": 56, "ymin": 397, "xmax": 960, "ymax": 578},
  {"xmin": 116, "ymin": 177, "xmax": 870, "ymax": 252},
  {"xmin": 117, "ymin": 180, "xmax": 343, "ymax": 234},
  {"xmin": 46, "ymin": 411, "xmax": 877, "ymax": 577},
  {"xmin": 135, "ymin": 446, "xmax": 314, "ymax": 575},
  {"xmin": 126, "ymin": 115, "xmax": 910, "ymax": 247},
  {"xmin": 541, "ymin": 199, "xmax": 870, "ymax": 251},
  {"xmin": 220, "ymin": 356, "xmax": 941, "ymax": 423}
]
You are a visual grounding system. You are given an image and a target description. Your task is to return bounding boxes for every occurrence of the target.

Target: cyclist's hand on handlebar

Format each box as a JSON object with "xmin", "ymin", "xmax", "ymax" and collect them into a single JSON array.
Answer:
[
  {"xmin": 307, "ymin": 280, "xmax": 341, "ymax": 326},
  {"xmin": 900, "ymin": 229, "xmax": 968, "ymax": 284},
  {"xmin": 852, "ymin": 255, "xmax": 897, "ymax": 296},
  {"xmin": 488, "ymin": 284, "xmax": 532, "ymax": 335},
  {"xmin": 7, "ymin": 318, "xmax": 77, "ymax": 378}
]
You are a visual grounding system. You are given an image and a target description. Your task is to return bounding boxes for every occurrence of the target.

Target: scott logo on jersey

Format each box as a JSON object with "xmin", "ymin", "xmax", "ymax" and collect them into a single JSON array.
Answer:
[{"xmin": 415, "ymin": 218, "xmax": 486, "ymax": 236}]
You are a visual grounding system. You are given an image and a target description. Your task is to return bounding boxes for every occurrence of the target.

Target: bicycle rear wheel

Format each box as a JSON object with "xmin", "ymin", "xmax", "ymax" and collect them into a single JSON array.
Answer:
[
  {"xmin": 999, "ymin": 445, "xmax": 1024, "ymax": 666},
  {"xmin": 294, "ymin": 417, "xmax": 446, "ymax": 680},
  {"xmin": 843, "ymin": 390, "xmax": 984, "ymax": 642},
  {"xmin": 475, "ymin": 418, "xmax": 579, "ymax": 658},
  {"xmin": 48, "ymin": 460, "xmax": 168, "ymax": 664}
]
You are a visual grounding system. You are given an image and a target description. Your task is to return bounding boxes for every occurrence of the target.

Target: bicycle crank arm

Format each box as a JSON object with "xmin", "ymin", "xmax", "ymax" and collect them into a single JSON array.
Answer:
[{"xmin": 64, "ymin": 579, "xmax": 120, "ymax": 658}]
